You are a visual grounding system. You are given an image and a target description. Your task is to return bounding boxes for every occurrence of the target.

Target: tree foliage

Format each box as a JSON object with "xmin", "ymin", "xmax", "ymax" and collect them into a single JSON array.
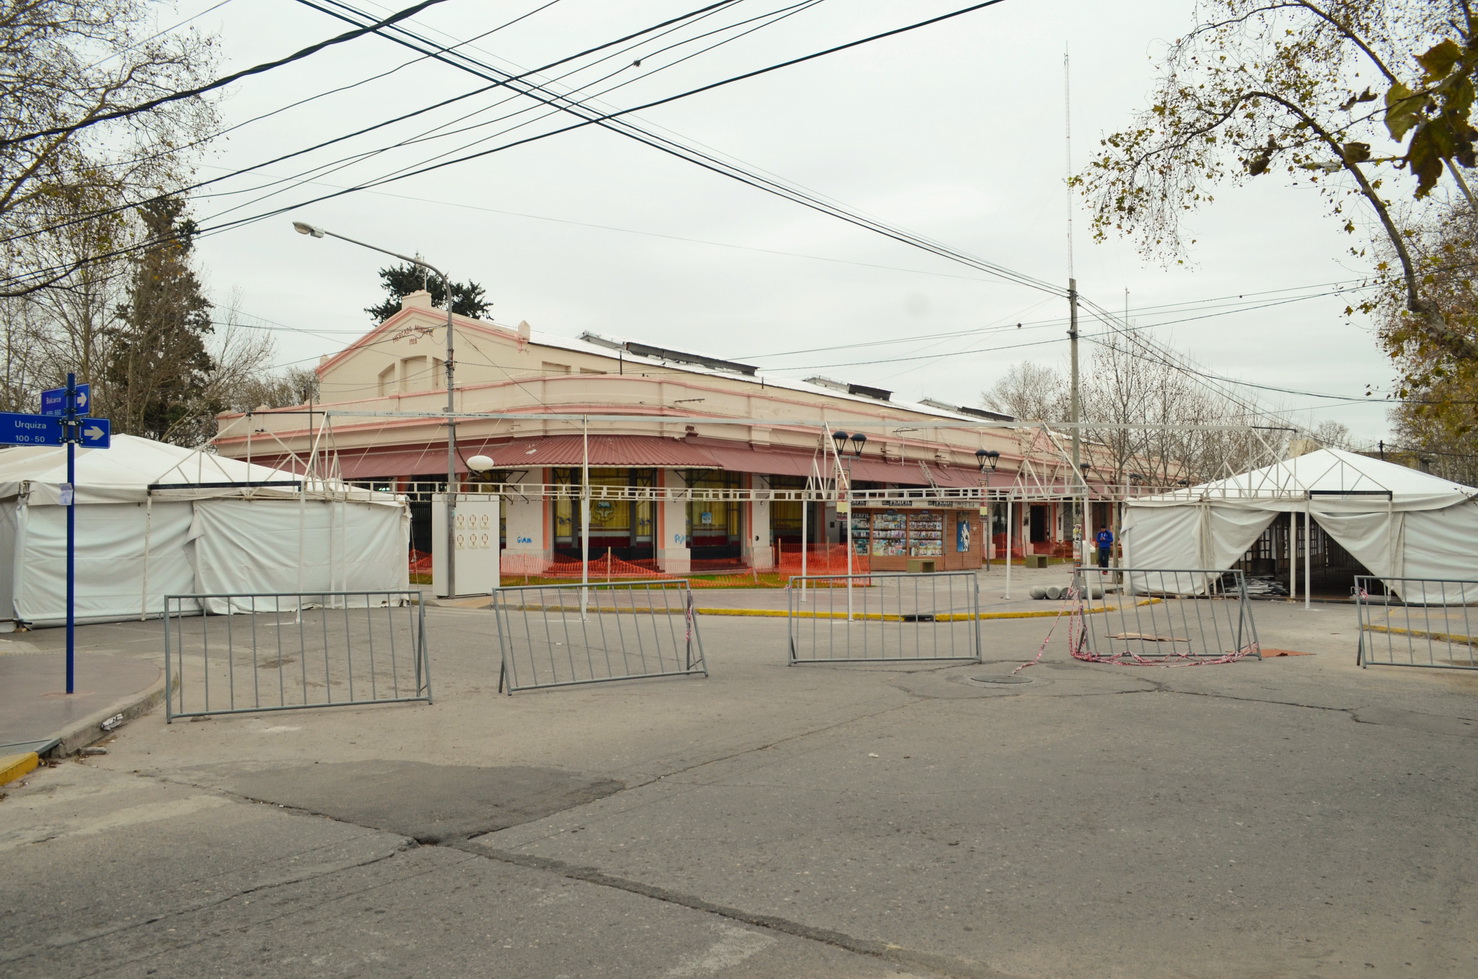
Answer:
[
  {"xmin": 366, "ymin": 262, "xmax": 491, "ymax": 323},
  {"xmin": 1382, "ymin": 199, "xmax": 1478, "ymax": 479},
  {"xmin": 1076, "ymin": 1, "xmax": 1478, "ymax": 376}
]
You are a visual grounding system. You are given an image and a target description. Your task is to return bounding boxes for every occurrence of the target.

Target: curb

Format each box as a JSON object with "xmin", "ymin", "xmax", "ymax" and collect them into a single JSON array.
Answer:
[
  {"xmin": 46, "ymin": 673, "xmax": 176, "ymax": 760},
  {"xmin": 0, "ymin": 751, "xmax": 39, "ymax": 788}
]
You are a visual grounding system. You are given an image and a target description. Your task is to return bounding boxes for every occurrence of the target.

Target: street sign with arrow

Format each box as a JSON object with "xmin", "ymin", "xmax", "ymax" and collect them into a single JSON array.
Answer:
[{"xmin": 40, "ymin": 383, "xmax": 89, "ymax": 417}]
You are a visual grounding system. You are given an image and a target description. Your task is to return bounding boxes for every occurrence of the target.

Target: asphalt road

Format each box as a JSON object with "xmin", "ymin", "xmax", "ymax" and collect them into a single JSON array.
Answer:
[{"xmin": 3, "ymin": 601, "xmax": 1478, "ymax": 978}]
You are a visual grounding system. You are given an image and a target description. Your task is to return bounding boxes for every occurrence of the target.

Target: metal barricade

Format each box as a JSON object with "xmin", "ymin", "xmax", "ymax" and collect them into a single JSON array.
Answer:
[
  {"xmin": 1071, "ymin": 568, "xmax": 1261, "ymax": 664},
  {"xmin": 164, "ymin": 591, "xmax": 431, "ymax": 721},
  {"xmin": 786, "ymin": 571, "xmax": 982, "ymax": 665},
  {"xmin": 491, "ymin": 580, "xmax": 707, "ymax": 694},
  {"xmin": 1356, "ymin": 575, "xmax": 1478, "ymax": 670}
]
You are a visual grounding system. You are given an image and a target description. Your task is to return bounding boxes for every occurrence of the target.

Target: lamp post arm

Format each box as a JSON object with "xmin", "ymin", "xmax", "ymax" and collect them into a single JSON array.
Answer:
[
  {"xmin": 294, "ymin": 219, "xmax": 461, "ymax": 596},
  {"xmin": 309, "ymin": 227, "xmax": 449, "ymax": 287}
]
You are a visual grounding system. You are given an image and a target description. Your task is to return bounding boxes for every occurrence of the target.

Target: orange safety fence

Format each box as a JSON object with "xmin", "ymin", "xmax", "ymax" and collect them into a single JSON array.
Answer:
[{"xmin": 411, "ymin": 545, "xmax": 872, "ymax": 588}]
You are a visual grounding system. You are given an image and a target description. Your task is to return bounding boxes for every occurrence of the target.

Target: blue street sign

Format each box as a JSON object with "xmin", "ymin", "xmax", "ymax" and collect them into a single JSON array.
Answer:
[
  {"xmin": 40, "ymin": 383, "xmax": 90, "ymax": 416},
  {"xmin": 77, "ymin": 418, "xmax": 110, "ymax": 448},
  {"xmin": 0, "ymin": 412, "xmax": 110, "ymax": 447},
  {"xmin": 0, "ymin": 411, "xmax": 62, "ymax": 445}
]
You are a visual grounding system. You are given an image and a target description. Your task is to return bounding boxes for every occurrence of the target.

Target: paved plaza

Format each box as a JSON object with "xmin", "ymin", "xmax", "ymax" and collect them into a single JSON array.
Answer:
[{"xmin": 3, "ymin": 567, "xmax": 1477, "ymax": 977}]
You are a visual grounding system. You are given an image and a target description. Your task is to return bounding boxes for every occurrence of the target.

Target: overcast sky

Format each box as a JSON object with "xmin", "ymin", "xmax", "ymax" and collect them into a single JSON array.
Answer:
[{"xmin": 179, "ymin": 0, "xmax": 1401, "ymax": 446}]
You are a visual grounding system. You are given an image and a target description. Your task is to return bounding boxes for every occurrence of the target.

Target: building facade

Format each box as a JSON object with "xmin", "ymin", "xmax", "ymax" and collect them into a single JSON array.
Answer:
[{"xmin": 214, "ymin": 292, "xmax": 1096, "ymax": 576}]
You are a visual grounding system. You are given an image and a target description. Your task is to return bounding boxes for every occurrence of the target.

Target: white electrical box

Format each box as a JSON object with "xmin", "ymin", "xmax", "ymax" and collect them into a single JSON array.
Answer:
[{"xmin": 432, "ymin": 497, "xmax": 501, "ymax": 597}]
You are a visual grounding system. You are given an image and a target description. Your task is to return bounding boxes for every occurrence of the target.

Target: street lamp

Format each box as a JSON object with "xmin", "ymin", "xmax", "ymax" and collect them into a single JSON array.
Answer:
[
  {"xmin": 975, "ymin": 449, "xmax": 1000, "ymax": 570},
  {"xmin": 293, "ymin": 220, "xmax": 464, "ymax": 597},
  {"xmin": 467, "ymin": 454, "xmax": 495, "ymax": 482},
  {"xmin": 832, "ymin": 430, "xmax": 867, "ymax": 457}
]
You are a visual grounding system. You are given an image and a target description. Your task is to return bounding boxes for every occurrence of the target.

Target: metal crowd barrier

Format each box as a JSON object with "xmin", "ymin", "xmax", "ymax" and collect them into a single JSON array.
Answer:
[
  {"xmin": 1356, "ymin": 575, "xmax": 1478, "ymax": 670},
  {"xmin": 491, "ymin": 580, "xmax": 707, "ymax": 694},
  {"xmin": 786, "ymin": 571, "xmax": 982, "ymax": 665},
  {"xmin": 1071, "ymin": 567, "xmax": 1261, "ymax": 664},
  {"xmin": 163, "ymin": 591, "xmax": 431, "ymax": 721}
]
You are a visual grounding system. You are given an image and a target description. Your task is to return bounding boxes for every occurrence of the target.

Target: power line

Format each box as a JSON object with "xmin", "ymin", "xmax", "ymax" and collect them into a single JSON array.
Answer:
[
  {"xmin": 195, "ymin": 0, "xmax": 1060, "ymax": 301},
  {"xmin": 0, "ymin": 0, "xmax": 754, "ymax": 293}
]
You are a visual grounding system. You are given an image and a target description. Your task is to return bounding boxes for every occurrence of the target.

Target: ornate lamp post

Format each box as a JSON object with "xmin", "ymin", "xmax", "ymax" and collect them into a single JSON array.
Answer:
[
  {"xmin": 975, "ymin": 449, "xmax": 1000, "ymax": 570},
  {"xmin": 831, "ymin": 430, "xmax": 867, "ymax": 620}
]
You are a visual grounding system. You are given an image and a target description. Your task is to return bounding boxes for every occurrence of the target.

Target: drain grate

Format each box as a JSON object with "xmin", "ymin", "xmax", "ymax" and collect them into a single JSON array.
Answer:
[{"xmin": 971, "ymin": 674, "xmax": 1033, "ymax": 685}]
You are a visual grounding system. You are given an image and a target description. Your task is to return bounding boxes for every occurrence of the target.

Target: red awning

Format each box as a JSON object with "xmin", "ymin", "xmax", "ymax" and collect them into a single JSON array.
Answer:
[
  {"xmin": 325, "ymin": 435, "xmax": 975, "ymax": 486},
  {"xmin": 699, "ymin": 444, "xmax": 819, "ymax": 477},
  {"xmin": 329, "ymin": 446, "xmax": 453, "ymax": 478}
]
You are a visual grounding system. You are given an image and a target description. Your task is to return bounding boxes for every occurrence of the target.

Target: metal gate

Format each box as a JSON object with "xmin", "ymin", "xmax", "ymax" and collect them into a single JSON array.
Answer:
[
  {"xmin": 164, "ymin": 591, "xmax": 431, "ymax": 721},
  {"xmin": 1071, "ymin": 568, "xmax": 1261, "ymax": 664},
  {"xmin": 1356, "ymin": 576, "xmax": 1478, "ymax": 670},
  {"xmin": 491, "ymin": 580, "xmax": 707, "ymax": 694},
  {"xmin": 787, "ymin": 571, "xmax": 982, "ymax": 665}
]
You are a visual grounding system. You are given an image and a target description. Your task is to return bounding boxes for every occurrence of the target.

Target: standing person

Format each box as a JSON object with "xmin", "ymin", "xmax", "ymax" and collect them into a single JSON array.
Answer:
[{"xmin": 1094, "ymin": 525, "xmax": 1114, "ymax": 569}]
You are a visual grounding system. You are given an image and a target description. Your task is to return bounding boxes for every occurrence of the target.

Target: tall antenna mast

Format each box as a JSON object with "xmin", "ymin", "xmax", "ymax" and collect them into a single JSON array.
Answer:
[{"xmin": 1065, "ymin": 46, "xmax": 1083, "ymax": 554}]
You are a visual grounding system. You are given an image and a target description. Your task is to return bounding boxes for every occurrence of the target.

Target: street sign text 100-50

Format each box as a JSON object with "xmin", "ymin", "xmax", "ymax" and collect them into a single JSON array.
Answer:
[
  {"xmin": 0, "ymin": 412, "xmax": 61, "ymax": 445},
  {"xmin": 0, "ymin": 412, "xmax": 110, "ymax": 448}
]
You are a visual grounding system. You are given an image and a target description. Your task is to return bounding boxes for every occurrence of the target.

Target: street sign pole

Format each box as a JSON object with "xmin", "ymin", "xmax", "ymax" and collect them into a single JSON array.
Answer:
[
  {"xmin": 4, "ymin": 376, "xmax": 110, "ymax": 693},
  {"xmin": 65, "ymin": 373, "xmax": 77, "ymax": 694}
]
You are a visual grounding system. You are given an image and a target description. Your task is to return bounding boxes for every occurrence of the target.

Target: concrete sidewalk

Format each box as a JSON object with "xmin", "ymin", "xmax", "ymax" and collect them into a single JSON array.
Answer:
[{"xmin": 0, "ymin": 562, "xmax": 1175, "ymax": 784}]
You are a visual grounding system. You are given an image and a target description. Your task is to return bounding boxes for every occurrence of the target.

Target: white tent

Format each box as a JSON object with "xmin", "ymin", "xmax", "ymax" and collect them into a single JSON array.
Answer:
[
  {"xmin": 0, "ymin": 435, "xmax": 409, "ymax": 627},
  {"xmin": 1121, "ymin": 449, "xmax": 1478, "ymax": 602}
]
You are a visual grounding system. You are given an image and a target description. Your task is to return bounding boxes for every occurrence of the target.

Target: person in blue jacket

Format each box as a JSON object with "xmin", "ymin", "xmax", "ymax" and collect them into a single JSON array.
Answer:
[{"xmin": 1094, "ymin": 526, "xmax": 1114, "ymax": 569}]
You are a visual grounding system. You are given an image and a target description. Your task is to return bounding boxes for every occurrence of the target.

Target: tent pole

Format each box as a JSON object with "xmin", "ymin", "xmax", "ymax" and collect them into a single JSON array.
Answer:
[
  {"xmin": 1304, "ymin": 505, "xmax": 1312, "ymax": 610},
  {"xmin": 1004, "ymin": 493, "xmax": 1013, "ymax": 598},
  {"xmin": 140, "ymin": 496, "xmax": 153, "ymax": 620},
  {"xmin": 1288, "ymin": 511, "xmax": 1298, "ymax": 604}
]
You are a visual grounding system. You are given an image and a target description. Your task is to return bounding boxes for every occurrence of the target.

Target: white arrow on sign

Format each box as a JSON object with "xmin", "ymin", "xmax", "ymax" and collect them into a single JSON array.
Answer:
[
  {"xmin": 76, "ymin": 390, "xmax": 88, "ymax": 411},
  {"xmin": 83, "ymin": 424, "xmax": 105, "ymax": 441}
]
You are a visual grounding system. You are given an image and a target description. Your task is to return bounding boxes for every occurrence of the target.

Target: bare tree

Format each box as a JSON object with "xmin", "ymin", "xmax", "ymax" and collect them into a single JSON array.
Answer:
[
  {"xmin": 990, "ymin": 343, "xmax": 1292, "ymax": 491},
  {"xmin": 0, "ymin": 0, "xmax": 218, "ymax": 299},
  {"xmin": 982, "ymin": 362, "xmax": 1070, "ymax": 422}
]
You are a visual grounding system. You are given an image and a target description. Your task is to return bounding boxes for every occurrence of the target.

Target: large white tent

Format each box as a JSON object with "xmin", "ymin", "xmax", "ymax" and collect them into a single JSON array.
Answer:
[
  {"xmin": 0, "ymin": 435, "xmax": 409, "ymax": 627},
  {"xmin": 1121, "ymin": 449, "xmax": 1478, "ymax": 602}
]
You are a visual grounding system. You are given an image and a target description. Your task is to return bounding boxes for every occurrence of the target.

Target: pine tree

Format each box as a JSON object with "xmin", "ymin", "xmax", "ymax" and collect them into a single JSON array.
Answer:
[
  {"xmin": 365, "ymin": 262, "xmax": 490, "ymax": 323},
  {"xmin": 105, "ymin": 197, "xmax": 217, "ymax": 444}
]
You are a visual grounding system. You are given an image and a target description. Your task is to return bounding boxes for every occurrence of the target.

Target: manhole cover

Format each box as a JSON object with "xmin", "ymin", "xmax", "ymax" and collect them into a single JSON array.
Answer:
[{"xmin": 971, "ymin": 675, "xmax": 1033, "ymax": 685}]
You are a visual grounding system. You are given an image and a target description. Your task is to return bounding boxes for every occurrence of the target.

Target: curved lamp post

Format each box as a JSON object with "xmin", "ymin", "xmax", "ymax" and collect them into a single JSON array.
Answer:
[{"xmin": 293, "ymin": 221, "xmax": 463, "ymax": 596}]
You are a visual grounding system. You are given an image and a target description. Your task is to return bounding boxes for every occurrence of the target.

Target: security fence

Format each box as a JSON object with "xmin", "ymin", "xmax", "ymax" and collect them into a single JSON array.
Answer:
[
  {"xmin": 1070, "ymin": 568, "xmax": 1261, "ymax": 665},
  {"xmin": 1356, "ymin": 576, "xmax": 1478, "ymax": 670},
  {"xmin": 164, "ymin": 591, "xmax": 431, "ymax": 721},
  {"xmin": 786, "ymin": 571, "xmax": 982, "ymax": 665},
  {"xmin": 491, "ymin": 580, "xmax": 707, "ymax": 694}
]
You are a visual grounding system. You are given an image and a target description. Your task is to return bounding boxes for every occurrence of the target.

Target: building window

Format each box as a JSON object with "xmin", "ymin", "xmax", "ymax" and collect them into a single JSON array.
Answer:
[
  {"xmin": 551, "ymin": 467, "xmax": 655, "ymax": 561},
  {"xmin": 683, "ymin": 470, "xmax": 743, "ymax": 562}
]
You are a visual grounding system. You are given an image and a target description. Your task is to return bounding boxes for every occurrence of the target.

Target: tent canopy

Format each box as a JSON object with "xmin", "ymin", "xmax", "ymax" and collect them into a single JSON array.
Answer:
[
  {"xmin": 0, "ymin": 435, "xmax": 408, "ymax": 626},
  {"xmin": 1123, "ymin": 449, "xmax": 1478, "ymax": 600},
  {"xmin": 1132, "ymin": 448, "xmax": 1475, "ymax": 513},
  {"xmin": 0, "ymin": 435, "xmax": 388, "ymax": 506}
]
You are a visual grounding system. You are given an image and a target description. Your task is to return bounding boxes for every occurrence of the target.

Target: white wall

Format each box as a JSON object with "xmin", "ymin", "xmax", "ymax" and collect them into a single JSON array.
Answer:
[{"xmin": 658, "ymin": 470, "xmax": 690, "ymax": 574}]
